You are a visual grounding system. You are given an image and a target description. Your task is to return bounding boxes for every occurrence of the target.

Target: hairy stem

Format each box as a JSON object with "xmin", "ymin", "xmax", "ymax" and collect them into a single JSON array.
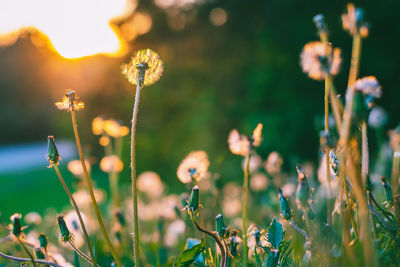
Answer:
[
  {"xmin": 53, "ymin": 165, "xmax": 97, "ymax": 265},
  {"xmin": 242, "ymin": 153, "xmax": 251, "ymax": 267},
  {"xmin": 17, "ymin": 237, "xmax": 36, "ymax": 267},
  {"xmin": 131, "ymin": 77, "xmax": 143, "ymax": 267},
  {"xmin": 70, "ymin": 110, "xmax": 121, "ymax": 267},
  {"xmin": 68, "ymin": 240, "xmax": 94, "ymax": 265}
]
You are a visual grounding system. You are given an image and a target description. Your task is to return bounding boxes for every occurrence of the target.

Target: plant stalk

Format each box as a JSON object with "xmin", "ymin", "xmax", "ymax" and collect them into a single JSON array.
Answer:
[
  {"xmin": 0, "ymin": 251, "xmax": 62, "ymax": 267},
  {"xmin": 17, "ymin": 237, "xmax": 36, "ymax": 267},
  {"xmin": 325, "ymin": 75, "xmax": 332, "ymax": 225},
  {"xmin": 242, "ymin": 153, "xmax": 251, "ymax": 267},
  {"xmin": 70, "ymin": 110, "xmax": 122, "ymax": 267}
]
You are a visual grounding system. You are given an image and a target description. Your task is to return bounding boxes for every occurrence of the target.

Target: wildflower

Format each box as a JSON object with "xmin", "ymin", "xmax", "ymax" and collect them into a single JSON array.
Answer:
[
  {"xmin": 228, "ymin": 123, "xmax": 263, "ymax": 156},
  {"xmin": 73, "ymin": 189, "xmax": 105, "ymax": 207},
  {"xmin": 265, "ymin": 151, "xmax": 283, "ymax": 175},
  {"xmin": 92, "ymin": 116, "xmax": 105, "ymax": 135},
  {"xmin": 64, "ymin": 211, "xmax": 90, "ymax": 248},
  {"xmin": 300, "ymin": 41, "xmax": 341, "ymax": 80},
  {"xmin": 355, "ymin": 76, "xmax": 382, "ymax": 107},
  {"xmin": 9, "ymin": 213, "xmax": 23, "ymax": 237},
  {"xmin": 342, "ymin": 3, "xmax": 369, "ymax": 37},
  {"xmin": 47, "ymin": 136, "xmax": 60, "ymax": 167},
  {"xmin": 278, "ymin": 188, "xmax": 291, "ymax": 220},
  {"xmin": 55, "ymin": 89, "xmax": 85, "ymax": 111},
  {"xmin": 250, "ymin": 173, "xmax": 269, "ymax": 192},
  {"xmin": 368, "ymin": 107, "xmax": 388, "ymax": 129},
  {"xmin": 104, "ymin": 119, "xmax": 129, "ymax": 138},
  {"xmin": 121, "ymin": 49, "xmax": 163, "ymax": 86},
  {"xmin": 281, "ymin": 182, "xmax": 296, "ymax": 197},
  {"xmin": 38, "ymin": 233, "xmax": 48, "ymax": 251},
  {"xmin": 24, "ymin": 212, "xmax": 42, "ymax": 225},
  {"xmin": 215, "ymin": 214, "xmax": 227, "ymax": 237},
  {"xmin": 177, "ymin": 151, "xmax": 209, "ymax": 184},
  {"xmin": 164, "ymin": 220, "xmax": 186, "ymax": 247},
  {"xmin": 67, "ymin": 159, "xmax": 91, "ymax": 177},
  {"xmin": 223, "ymin": 198, "xmax": 242, "ymax": 217},
  {"xmin": 100, "ymin": 155, "xmax": 124, "ymax": 173},
  {"xmin": 313, "ymin": 14, "xmax": 328, "ymax": 37},
  {"xmin": 137, "ymin": 171, "xmax": 164, "ymax": 198},
  {"xmin": 57, "ymin": 215, "xmax": 72, "ymax": 242}
]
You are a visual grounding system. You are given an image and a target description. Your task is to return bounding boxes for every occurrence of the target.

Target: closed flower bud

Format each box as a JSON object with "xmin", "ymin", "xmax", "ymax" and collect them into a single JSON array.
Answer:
[
  {"xmin": 278, "ymin": 188, "xmax": 291, "ymax": 220},
  {"xmin": 57, "ymin": 215, "xmax": 72, "ymax": 242},
  {"xmin": 381, "ymin": 176, "xmax": 393, "ymax": 204},
  {"xmin": 313, "ymin": 14, "xmax": 328, "ymax": 37},
  {"xmin": 215, "ymin": 214, "xmax": 227, "ymax": 237},
  {"xmin": 115, "ymin": 211, "xmax": 126, "ymax": 226},
  {"xmin": 10, "ymin": 213, "xmax": 22, "ymax": 237},
  {"xmin": 35, "ymin": 247, "xmax": 46, "ymax": 259},
  {"xmin": 296, "ymin": 164, "xmax": 311, "ymax": 208},
  {"xmin": 47, "ymin": 136, "xmax": 60, "ymax": 167},
  {"xmin": 188, "ymin": 186, "xmax": 200, "ymax": 212},
  {"xmin": 38, "ymin": 233, "xmax": 48, "ymax": 251}
]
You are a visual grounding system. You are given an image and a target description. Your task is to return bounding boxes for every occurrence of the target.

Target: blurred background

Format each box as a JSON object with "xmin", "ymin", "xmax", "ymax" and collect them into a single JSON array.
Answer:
[{"xmin": 0, "ymin": 0, "xmax": 399, "ymax": 219}]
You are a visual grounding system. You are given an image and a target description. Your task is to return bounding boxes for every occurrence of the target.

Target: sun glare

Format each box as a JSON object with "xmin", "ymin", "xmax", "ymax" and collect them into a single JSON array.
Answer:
[{"xmin": 0, "ymin": 0, "xmax": 136, "ymax": 59}]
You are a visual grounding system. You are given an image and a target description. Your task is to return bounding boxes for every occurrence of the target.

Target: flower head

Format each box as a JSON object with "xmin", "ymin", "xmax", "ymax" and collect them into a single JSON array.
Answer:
[
  {"xmin": 57, "ymin": 215, "xmax": 72, "ymax": 242},
  {"xmin": 228, "ymin": 123, "xmax": 263, "ymax": 156},
  {"xmin": 137, "ymin": 171, "xmax": 164, "ymax": 198},
  {"xmin": 103, "ymin": 119, "xmax": 129, "ymax": 138},
  {"xmin": 300, "ymin": 41, "xmax": 341, "ymax": 81},
  {"xmin": 368, "ymin": 107, "xmax": 388, "ymax": 129},
  {"xmin": 177, "ymin": 151, "xmax": 209, "ymax": 184},
  {"xmin": 265, "ymin": 151, "xmax": 283, "ymax": 175},
  {"xmin": 100, "ymin": 155, "xmax": 124, "ymax": 173},
  {"xmin": 342, "ymin": 3, "xmax": 369, "ymax": 37},
  {"xmin": 9, "ymin": 213, "xmax": 23, "ymax": 237},
  {"xmin": 92, "ymin": 116, "xmax": 105, "ymax": 135},
  {"xmin": 55, "ymin": 89, "xmax": 85, "ymax": 111},
  {"xmin": 121, "ymin": 49, "xmax": 163, "ymax": 86},
  {"xmin": 67, "ymin": 159, "xmax": 91, "ymax": 177},
  {"xmin": 355, "ymin": 76, "xmax": 382, "ymax": 107}
]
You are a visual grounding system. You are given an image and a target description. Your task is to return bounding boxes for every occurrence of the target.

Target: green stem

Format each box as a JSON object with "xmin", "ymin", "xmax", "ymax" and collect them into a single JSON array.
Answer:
[
  {"xmin": 53, "ymin": 165, "xmax": 97, "ymax": 266},
  {"xmin": 68, "ymin": 240, "xmax": 94, "ymax": 265},
  {"xmin": 70, "ymin": 110, "xmax": 122, "ymax": 267},
  {"xmin": 131, "ymin": 77, "xmax": 143, "ymax": 267},
  {"xmin": 242, "ymin": 153, "xmax": 251, "ymax": 267},
  {"xmin": 17, "ymin": 237, "xmax": 37, "ymax": 267},
  {"xmin": 325, "ymin": 75, "xmax": 332, "ymax": 225}
]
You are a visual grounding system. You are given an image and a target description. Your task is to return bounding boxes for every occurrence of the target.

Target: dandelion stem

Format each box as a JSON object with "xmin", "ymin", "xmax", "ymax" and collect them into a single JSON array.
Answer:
[
  {"xmin": 130, "ymin": 74, "xmax": 143, "ymax": 267},
  {"xmin": 68, "ymin": 240, "xmax": 95, "ymax": 265},
  {"xmin": 288, "ymin": 220, "xmax": 308, "ymax": 239},
  {"xmin": 325, "ymin": 74, "xmax": 332, "ymax": 225},
  {"xmin": 189, "ymin": 212, "xmax": 226, "ymax": 267},
  {"xmin": 70, "ymin": 109, "xmax": 122, "ymax": 267},
  {"xmin": 242, "ymin": 153, "xmax": 251, "ymax": 267},
  {"xmin": 17, "ymin": 237, "xmax": 37, "ymax": 267},
  {"xmin": 0, "ymin": 251, "xmax": 62, "ymax": 267},
  {"xmin": 53, "ymin": 165, "xmax": 97, "ymax": 266}
]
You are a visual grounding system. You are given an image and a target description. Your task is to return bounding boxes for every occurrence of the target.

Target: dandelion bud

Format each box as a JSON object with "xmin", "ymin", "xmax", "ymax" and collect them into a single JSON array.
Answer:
[
  {"xmin": 278, "ymin": 188, "xmax": 291, "ymax": 220},
  {"xmin": 10, "ymin": 213, "xmax": 22, "ymax": 237},
  {"xmin": 47, "ymin": 136, "xmax": 60, "ymax": 167},
  {"xmin": 57, "ymin": 215, "xmax": 72, "ymax": 242},
  {"xmin": 342, "ymin": 4, "xmax": 369, "ymax": 37},
  {"xmin": 229, "ymin": 235, "xmax": 239, "ymax": 257},
  {"xmin": 115, "ymin": 211, "xmax": 126, "ymax": 226},
  {"xmin": 188, "ymin": 186, "xmax": 200, "ymax": 212},
  {"xmin": 381, "ymin": 176, "xmax": 393, "ymax": 204},
  {"xmin": 215, "ymin": 214, "xmax": 227, "ymax": 237},
  {"xmin": 38, "ymin": 233, "xmax": 48, "ymax": 251},
  {"xmin": 329, "ymin": 151, "xmax": 340, "ymax": 176},
  {"xmin": 296, "ymin": 164, "xmax": 311, "ymax": 208},
  {"xmin": 35, "ymin": 247, "xmax": 46, "ymax": 259},
  {"xmin": 254, "ymin": 229, "xmax": 261, "ymax": 245}
]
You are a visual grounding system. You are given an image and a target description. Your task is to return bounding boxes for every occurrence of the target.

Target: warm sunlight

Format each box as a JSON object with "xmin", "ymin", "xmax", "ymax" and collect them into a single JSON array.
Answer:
[{"xmin": 0, "ymin": 0, "xmax": 135, "ymax": 59}]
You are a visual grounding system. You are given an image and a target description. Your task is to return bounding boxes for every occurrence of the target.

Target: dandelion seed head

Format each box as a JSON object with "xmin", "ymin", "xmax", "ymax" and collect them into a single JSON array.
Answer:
[
  {"xmin": 92, "ymin": 116, "xmax": 105, "ymax": 135},
  {"xmin": 55, "ymin": 89, "xmax": 85, "ymax": 111},
  {"xmin": 137, "ymin": 171, "xmax": 164, "ymax": 198},
  {"xmin": 177, "ymin": 151, "xmax": 209, "ymax": 184},
  {"xmin": 368, "ymin": 107, "xmax": 388, "ymax": 129},
  {"xmin": 228, "ymin": 129, "xmax": 250, "ymax": 156},
  {"xmin": 67, "ymin": 160, "xmax": 91, "ymax": 177},
  {"xmin": 252, "ymin": 123, "xmax": 263, "ymax": 147},
  {"xmin": 100, "ymin": 155, "xmax": 124, "ymax": 173},
  {"xmin": 342, "ymin": 3, "xmax": 368, "ymax": 37},
  {"xmin": 242, "ymin": 153, "xmax": 262, "ymax": 173},
  {"xmin": 300, "ymin": 41, "xmax": 341, "ymax": 81},
  {"xmin": 250, "ymin": 172, "xmax": 269, "ymax": 192},
  {"xmin": 355, "ymin": 76, "xmax": 382, "ymax": 99},
  {"xmin": 165, "ymin": 219, "xmax": 186, "ymax": 246},
  {"xmin": 24, "ymin": 212, "xmax": 42, "ymax": 225},
  {"xmin": 73, "ymin": 189, "xmax": 105, "ymax": 207},
  {"xmin": 121, "ymin": 49, "xmax": 163, "ymax": 86},
  {"xmin": 99, "ymin": 136, "xmax": 111, "ymax": 146},
  {"xmin": 265, "ymin": 151, "xmax": 283, "ymax": 175}
]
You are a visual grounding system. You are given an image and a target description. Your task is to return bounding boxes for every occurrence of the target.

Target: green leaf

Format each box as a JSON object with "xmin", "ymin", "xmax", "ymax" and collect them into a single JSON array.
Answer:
[
  {"xmin": 175, "ymin": 238, "xmax": 206, "ymax": 267},
  {"xmin": 263, "ymin": 250, "xmax": 279, "ymax": 267},
  {"xmin": 268, "ymin": 217, "xmax": 283, "ymax": 249}
]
